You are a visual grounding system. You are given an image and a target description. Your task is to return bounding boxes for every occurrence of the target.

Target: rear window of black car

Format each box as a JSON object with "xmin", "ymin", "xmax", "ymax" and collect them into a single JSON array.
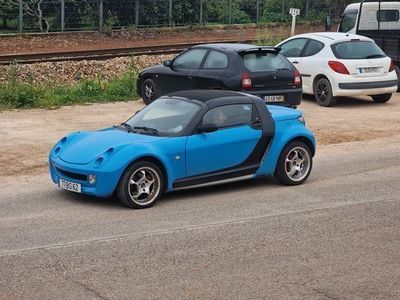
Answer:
[
  {"xmin": 331, "ymin": 41, "xmax": 386, "ymax": 59},
  {"xmin": 241, "ymin": 52, "xmax": 291, "ymax": 72}
]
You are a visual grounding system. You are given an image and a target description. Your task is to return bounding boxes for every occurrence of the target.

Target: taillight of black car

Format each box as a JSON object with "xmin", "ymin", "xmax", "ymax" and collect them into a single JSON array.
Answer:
[
  {"xmin": 241, "ymin": 72, "xmax": 252, "ymax": 89},
  {"xmin": 293, "ymin": 69, "xmax": 302, "ymax": 87}
]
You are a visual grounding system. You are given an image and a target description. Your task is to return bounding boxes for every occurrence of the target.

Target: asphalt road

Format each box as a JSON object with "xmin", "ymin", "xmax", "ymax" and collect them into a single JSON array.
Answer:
[{"xmin": 1, "ymin": 133, "xmax": 399, "ymax": 299}]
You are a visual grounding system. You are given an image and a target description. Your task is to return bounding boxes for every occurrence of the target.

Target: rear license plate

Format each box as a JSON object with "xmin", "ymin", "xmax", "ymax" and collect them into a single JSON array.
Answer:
[
  {"xmin": 264, "ymin": 95, "xmax": 284, "ymax": 103},
  {"xmin": 359, "ymin": 67, "xmax": 380, "ymax": 74},
  {"xmin": 59, "ymin": 179, "xmax": 81, "ymax": 193}
]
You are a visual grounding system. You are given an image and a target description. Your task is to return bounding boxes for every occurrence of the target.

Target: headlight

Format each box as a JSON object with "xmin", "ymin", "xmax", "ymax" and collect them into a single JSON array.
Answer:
[
  {"xmin": 298, "ymin": 116, "xmax": 306, "ymax": 125},
  {"xmin": 88, "ymin": 174, "xmax": 96, "ymax": 184}
]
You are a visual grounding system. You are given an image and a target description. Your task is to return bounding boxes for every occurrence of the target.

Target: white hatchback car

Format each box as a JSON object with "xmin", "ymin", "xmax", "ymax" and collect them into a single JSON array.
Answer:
[{"xmin": 277, "ymin": 32, "xmax": 398, "ymax": 106}]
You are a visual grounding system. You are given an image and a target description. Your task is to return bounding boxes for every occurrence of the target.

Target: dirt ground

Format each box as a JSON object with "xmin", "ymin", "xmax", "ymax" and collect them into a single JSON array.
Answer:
[
  {"xmin": 0, "ymin": 93, "xmax": 399, "ymax": 179},
  {"xmin": 0, "ymin": 23, "xmax": 323, "ymax": 55}
]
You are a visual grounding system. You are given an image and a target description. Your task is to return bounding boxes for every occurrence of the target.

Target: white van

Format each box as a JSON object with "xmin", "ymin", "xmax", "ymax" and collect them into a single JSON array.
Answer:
[
  {"xmin": 339, "ymin": 1, "xmax": 400, "ymax": 34},
  {"xmin": 338, "ymin": 1, "xmax": 400, "ymax": 88}
]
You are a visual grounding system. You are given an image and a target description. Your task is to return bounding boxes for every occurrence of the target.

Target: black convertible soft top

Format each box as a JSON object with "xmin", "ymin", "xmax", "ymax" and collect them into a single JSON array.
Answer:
[{"xmin": 166, "ymin": 89, "xmax": 248, "ymax": 103}]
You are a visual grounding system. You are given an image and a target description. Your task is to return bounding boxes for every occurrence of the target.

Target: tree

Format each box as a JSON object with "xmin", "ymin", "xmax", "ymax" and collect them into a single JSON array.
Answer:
[
  {"xmin": 0, "ymin": 0, "xmax": 17, "ymax": 29},
  {"xmin": 10, "ymin": 0, "xmax": 49, "ymax": 32}
]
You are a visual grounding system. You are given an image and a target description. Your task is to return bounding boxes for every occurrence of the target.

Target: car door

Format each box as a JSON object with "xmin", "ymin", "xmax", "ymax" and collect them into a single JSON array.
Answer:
[
  {"xmin": 157, "ymin": 48, "xmax": 207, "ymax": 94},
  {"xmin": 297, "ymin": 39, "xmax": 325, "ymax": 93},
  {"xmin": 185, "ymin": 104, "xmax": 262, "ymax": 177},
  {"xmin": 279, "ymin": 37, "xmax": 309, "ymax": 73},
  {"xmin": 196, "ymin": 49, "xmax": 232, "ymax": 90}
]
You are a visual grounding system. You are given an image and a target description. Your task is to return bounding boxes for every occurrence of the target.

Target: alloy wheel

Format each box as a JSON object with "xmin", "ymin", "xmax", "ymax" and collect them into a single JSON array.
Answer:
[
  {"xmin": 128, "ymin": 167, "xmax": 160, "ymax": 206},
  {"xmin": 284, "ymin": 146, "xmax": 311, "ymax": 182},
  {"xmin": 316, "ymin": 81, "xmax": 330, "ymax": 104}
]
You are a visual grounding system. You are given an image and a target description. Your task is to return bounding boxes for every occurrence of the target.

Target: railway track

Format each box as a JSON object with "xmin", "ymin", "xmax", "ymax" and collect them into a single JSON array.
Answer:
[{"xmin": 0, "ymin": 39, "xmax": 256, "ymax": 65}]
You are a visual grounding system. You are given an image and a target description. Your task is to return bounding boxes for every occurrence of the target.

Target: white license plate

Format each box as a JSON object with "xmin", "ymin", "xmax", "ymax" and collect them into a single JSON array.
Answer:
[
  {"xmin": 59, "ymin": 179, "xmax": 81, "ymax": 193},
  {"xmin": 264, "ymin": 95, "xmax": 284, "ymax": 103},
  {"xmin": 359, "ymin": 67, "xmax": 380, "ymax": 73}
]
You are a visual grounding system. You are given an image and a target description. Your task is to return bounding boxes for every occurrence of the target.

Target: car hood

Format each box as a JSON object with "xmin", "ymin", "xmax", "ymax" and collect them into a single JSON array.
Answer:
[
  {"xmin": 59, "ymin": 128, "xmax": 166, "ymax": 164},
  {"xmin": 267, "ymin": 105, "xmax": 302, "ymax": 122},
  {"xmin": 140, "ymin": 64, "xmax": 166, "ymax": 75}
]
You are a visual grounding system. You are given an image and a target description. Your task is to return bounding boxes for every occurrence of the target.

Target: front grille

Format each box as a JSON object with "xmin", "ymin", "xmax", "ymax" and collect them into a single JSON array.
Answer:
[{"xmin": 56, "ymin": 167, "xmax": 87, "ymax": 181}]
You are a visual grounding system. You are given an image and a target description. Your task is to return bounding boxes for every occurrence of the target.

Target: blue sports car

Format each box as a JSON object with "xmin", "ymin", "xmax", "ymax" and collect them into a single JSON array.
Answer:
[{"xmin": 49, "ymin": 90, "xmax": 316, "ymax": 209}]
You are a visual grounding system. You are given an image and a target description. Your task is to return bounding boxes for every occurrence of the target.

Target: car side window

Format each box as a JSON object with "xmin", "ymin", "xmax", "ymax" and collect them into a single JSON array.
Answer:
[
  {"xmin": 202, "ymin": 104, "xmax": 253, "ymax": 130},
  {"xmin": 173, "ymin": 48, "xmax": 208, "ymax": 69},
  {"xmin": 377, "ymin": 10, "xmax": 399, "ymax": 22},
  {"xmin": 203, "ymin": 50, "xmax": 229, "ymax": 69},
  {"xmin": 303, "ymin": 40, "xmax": 324, "ymax": 57},
  {"xmin": 279, "ymin": 38, "xmax": 308, "ymax": 57}
]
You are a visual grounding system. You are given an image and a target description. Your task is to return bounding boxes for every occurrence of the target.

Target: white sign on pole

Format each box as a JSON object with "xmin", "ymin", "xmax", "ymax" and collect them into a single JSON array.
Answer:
[
  {"xmin": 289, "ymin": 8, "xmax": 300, "ymax": 36},
  {"xmin": 289, "ymin": 8, "xmax": 300, "ymax": 17}
]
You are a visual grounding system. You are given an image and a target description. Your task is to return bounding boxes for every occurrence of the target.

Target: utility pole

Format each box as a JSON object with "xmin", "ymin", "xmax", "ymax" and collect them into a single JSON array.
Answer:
[
  {"xmin": 99, "ymin": 0, "xmax": 104, "ymax": 32},
  {"xmin": 135, "ymin": 0, "xmax": 139, "ymax": 26},
  {"xmin": 228, "ymin": 0, "xmax": 232, "ymax": 24},
  {"xmin": 61, "ymin": 0, "xmax": 65, "ymax": 32},
  {"xmin": 199, "ymin": 0, "xmax": 203, "ymax": 25},
  {"xmin": 168, "ymin": 0, "xmax": 173, "ymax": 26},
  {"xmin": 18, "ymin": 0, "xmax": 23, "ymax": 33}
]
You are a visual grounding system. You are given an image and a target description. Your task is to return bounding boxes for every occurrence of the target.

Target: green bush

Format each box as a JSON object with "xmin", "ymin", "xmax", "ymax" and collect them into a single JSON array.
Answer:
[
  {"xmin": 0, "ymin": 68, "xmax": 138, "ymax": 109},
  {"xmin": 0, "ymin": 83, "xmax": 43, "ymax": 108},
  {"xmin": 261, "ymin": 13, "xmax": 291, "ymax": 23}
]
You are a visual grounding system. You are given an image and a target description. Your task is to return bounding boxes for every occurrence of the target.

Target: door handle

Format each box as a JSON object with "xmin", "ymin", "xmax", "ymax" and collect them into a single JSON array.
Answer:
[
  {"xmin": 251, "ymin": 119, "xmax": 262, "ymax": 128},
  {"xmin": 188, "ymin": 76, "xmax": 193, "ymax": 79},
  {"xmin": 292, "ymin": 61, "xmax": 299, "ymax": 64}
]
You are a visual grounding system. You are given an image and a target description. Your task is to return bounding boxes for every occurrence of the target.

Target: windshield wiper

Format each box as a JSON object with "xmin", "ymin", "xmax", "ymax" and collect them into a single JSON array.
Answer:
[
  {"xmin": 365, "ymin": 54, "xmax": 385, "ymax": 59},
  {"xmin": 120, "ymin": 122, "xmax": 134, "ymax": 133},
  {"xmin": 133, "ymin": 126, "xmax": 159, "ymax": 136}
]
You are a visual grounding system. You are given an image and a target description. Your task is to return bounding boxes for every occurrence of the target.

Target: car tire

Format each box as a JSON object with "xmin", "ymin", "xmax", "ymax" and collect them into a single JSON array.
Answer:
[
  {"xmin": 117, "ymin": 161, "xmax": 164, "ymax": 209},
  {"xmin": 314, "ymin": 78, "xmax": 337, "ymax": 107},
  {"xmin": 371, "ymin": 93, "xmax": 392, "ymax": 103},
  {"xmin": 141, "ymin": 78, "xmax": 158, "ymax": 105},
  {"xmin": 274, "ymin": 141, "xmax": 313, "ymax": 186}
]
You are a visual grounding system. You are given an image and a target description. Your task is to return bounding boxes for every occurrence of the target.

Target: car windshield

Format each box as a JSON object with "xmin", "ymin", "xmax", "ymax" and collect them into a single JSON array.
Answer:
[
  {"xmin": 331, "ymin": 41, "xmax": 386, "ymax": 59},
  {"xmin": 125, "ymin": 98, "xmax": 201, "ymax": 136},
  {"xmin": 241, "ymin": 52, "xmax": 290, "ymax": 72},
  {"xmin": 339, "ymin": 12, "xmax": 357, "ymax": 32}
]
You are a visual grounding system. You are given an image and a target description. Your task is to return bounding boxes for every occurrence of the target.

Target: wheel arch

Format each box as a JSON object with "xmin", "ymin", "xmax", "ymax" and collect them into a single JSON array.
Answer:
[
  {"xmin": 140, "ymin": 75, "xmax": 156, "ymax": 89},
  {"xmin": 119, "ymin": 155, "xmax": 169, "ymax": 192},
  {"xmin": 312, "ymin": 74, "xmax": 330, "ymax": 93},
  {"xmin": 285, "ymin": 136, "xmax": 315, "ymax": 157}
]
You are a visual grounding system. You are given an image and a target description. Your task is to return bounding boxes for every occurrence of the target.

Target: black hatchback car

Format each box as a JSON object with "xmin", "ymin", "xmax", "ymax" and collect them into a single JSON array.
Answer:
[{"xmin": 137, "ymin": 43, "xmax": 303, "ymax": 107}]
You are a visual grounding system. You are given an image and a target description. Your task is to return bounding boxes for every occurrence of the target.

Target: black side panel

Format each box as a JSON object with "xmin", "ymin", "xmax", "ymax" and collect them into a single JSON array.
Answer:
[{"xmin": 173, "ymin": 165, "xmax": 258, "ymax": 189}]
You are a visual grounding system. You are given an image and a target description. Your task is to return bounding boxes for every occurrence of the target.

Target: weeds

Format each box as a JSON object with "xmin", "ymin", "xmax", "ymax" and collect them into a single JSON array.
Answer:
[{"xmin": 0, "ymin": 64, "xmax": 138, "ymax": 109}]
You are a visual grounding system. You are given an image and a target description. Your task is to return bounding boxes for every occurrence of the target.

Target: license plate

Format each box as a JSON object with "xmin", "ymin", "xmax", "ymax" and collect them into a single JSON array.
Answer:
[
  {"xmin": 264, "ymin": 95, "xmax": 284, "ymax": 102},
  {"xmin": 59, "ymin": 179, "xmax": 81, "ymax": 193},
  {"xmin": 359, "ymin": 67, "xmax": 380, "ymax": 73}
]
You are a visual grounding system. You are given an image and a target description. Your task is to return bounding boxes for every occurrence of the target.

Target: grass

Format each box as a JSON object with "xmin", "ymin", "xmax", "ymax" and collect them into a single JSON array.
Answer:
[{"xmin": 0, "ymin": 67, "xmax": 138, "ymax": 109}]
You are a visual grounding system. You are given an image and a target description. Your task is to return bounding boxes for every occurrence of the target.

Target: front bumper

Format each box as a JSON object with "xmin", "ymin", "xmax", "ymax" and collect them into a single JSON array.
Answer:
[
  {"xmin": 49, "ymin": 156, "xmax": 120, "ymax": 198},
  {"xmin": 242, "ymin": 87, "xmax": 303, "ymax": 107}
]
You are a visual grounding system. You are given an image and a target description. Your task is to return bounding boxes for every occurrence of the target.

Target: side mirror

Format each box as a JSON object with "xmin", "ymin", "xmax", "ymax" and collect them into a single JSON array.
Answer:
[
  {"xmin": 163, "ymin": 60, "xmax": 173, "ymax": 68},
  {"xmin": 197, "ymin": 123, "xmax": 218, "ymax": 133},
  {"xmin": 325, "ymin": 15, "xmax": 332, "ymax": 32}
]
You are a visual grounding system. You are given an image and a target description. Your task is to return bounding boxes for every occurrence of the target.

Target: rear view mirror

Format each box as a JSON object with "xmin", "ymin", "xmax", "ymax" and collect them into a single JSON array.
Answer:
[
  {"xmin": 325, "ymin": 15, "xmax": 332, "ymax": 31},
  {"xmin": 163, "ymin": 60, "xmax": 173, "ymax": 68},
  {"xmin": 198, "ymin": 123, "xmax": 218, "ymax": 133}
]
